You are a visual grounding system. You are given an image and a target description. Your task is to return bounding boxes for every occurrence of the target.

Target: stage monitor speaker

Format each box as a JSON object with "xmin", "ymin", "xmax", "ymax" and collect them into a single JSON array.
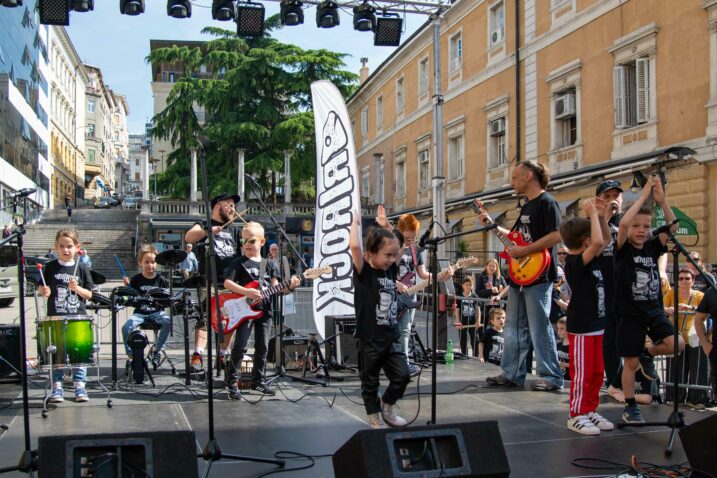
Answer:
[
  {"xmin": 0, "ymin": 325, "xmax": 21, "ymax": 381},
  {"xmin": 679, "ymin": 414, "xmax": 717, "ymax": 478},
  {"xmin": 333, "ymin": 421, "xmax": 510, "ymax": 478},
  {"xmin": 326, "ymin": 315, "xmax": 358, "ymax": 366},
  {"xmin": 267, "ymin": 335, "xmax": 308, "ymax": 370},
  {"xmin": 38, "ymin": 430, "xmax": 198, "ymax": 478}
]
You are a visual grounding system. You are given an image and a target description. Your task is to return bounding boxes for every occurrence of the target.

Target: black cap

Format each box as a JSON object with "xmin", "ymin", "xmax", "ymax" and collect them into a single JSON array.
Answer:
[
  {"xmin": 595, "ymin": 180, "xmax": 623, "ymax": 195},
  {"xmin": 210, "ymin": 193, "xmax": 241, "ymax": 209}
]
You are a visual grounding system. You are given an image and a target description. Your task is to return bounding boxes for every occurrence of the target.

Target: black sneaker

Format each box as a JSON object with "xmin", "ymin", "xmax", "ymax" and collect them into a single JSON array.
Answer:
[
  {"xmin": 531, "ymin": 379, "xmax": 560, "ymax": 392},
  {"xmin": 486, "ymin": 375, "xmax": 517, "ymax": 387},
  {"xmin": 251, "ymin": 382, "xmax": 276, "ymax": 396},
  {"xmin": 149, "ymin": 350, "xmax": 162, "ymax": 370},
  {"xmin": 125, "ymin": 359, "xmax": 131, "ymax": 375},
  {"xmin": 227, "ymin": 384, "xmax": 241, "ymax": 400},
  {"xmin": 408, "ymin": 364, "xmax": 421, "ymax": 377},
  {"xmin": 639, "ymin": 354, "xmax": 658, "ymax": 381}
]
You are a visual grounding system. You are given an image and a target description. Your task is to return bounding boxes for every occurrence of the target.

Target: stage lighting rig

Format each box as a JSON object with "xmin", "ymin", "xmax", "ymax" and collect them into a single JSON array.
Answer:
[
  {"xmin": 280, "ymin": 0, "xmax": 303, "ymax": 26},
  {"xmin": 71, "ymin": 0, "xmax": 93, "ymax": 12},
  {"xmin": 374, "ymin": 11, "xmax": 402, "ymax": 46},
  {"xmin": 316, "ymin": 0, "xmax": 338, "ymax": 28},
  {"xmin": 39, "ymin": 0, "xmax": 70, "ymax": 25},
  {"xmin": 120, "ymin": 0, "xmax": 144, "ymax": 15},
  {"xmin": 0, "ymin": 0, "xmax": 23, "ymax": 7},
  {"xmin": 167, "ymin": 0, "xmax": 191, "ymax": 18},
  {"xmin": 353, "ymin": 2, "xmax": 376, "ymax": 32},
  {"xmin": 236, "ymin": 0, "xmax": 265, "ymax": 37},
  {"xmin": 212, "ymin": 0, "xmax": 235, "ymax": 21}
]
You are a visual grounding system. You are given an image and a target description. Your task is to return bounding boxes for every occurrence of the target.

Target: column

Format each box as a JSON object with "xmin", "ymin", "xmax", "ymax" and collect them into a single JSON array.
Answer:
[
  {"xmin": 142, "ymin": 147, "xmax": 149, "ymax": 200},
  {"xmin": 190, "ymin": 147, "xmax": 198, "ymax": 201},
  {"xmin": 237, "ymin": 149, "xmax": 245, "ymax": 205},
  {"xmin": 283, "ymin": 150, "xmax": 292, "ymax": 204},
  {"xmin": 373, "ymin": 153, "xmax": 383, "ymax": 205}
]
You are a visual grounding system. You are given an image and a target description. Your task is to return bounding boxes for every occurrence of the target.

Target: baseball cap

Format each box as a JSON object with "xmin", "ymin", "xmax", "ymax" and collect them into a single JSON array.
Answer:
[
  {"xmin": 210, "ymin": 193, "xmax": 241, "ymax": 209},
  {"xmin": 595, "ymin": 180, "xmax": 623, "ymax": 195}
]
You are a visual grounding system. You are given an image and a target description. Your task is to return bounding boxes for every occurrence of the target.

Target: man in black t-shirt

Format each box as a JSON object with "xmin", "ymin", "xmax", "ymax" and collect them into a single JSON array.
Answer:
[
  {"xmin": 694, "ymin": 289, "xmax": 717, "ymax": 404},
  {"xmin": 184, "ymin": 193, "xmax": 242, "ymax": 371},
  {"xmin": 476, "ymin": 161, "xmax": 563, "ymax": 391}
]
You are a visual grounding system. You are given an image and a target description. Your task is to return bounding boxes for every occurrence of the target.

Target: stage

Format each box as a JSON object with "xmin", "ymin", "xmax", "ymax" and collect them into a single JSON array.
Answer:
[{"xmin": 0, "ymin": 354, "xmax": 710, "ymax": 477}]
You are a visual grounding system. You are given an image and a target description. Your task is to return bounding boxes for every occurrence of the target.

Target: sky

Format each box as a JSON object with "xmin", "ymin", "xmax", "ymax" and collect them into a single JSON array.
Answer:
[{"xmin": 65, "ymin": 0, "xmax": 429, "ymax": 134}]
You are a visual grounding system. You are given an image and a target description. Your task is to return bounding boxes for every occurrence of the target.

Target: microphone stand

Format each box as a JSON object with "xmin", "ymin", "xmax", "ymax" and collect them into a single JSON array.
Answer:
[
  {"xmin": 0, "ymin": 197, "xmax": 38, "ymax": 476},
  {"xmin": 195, "ymin": 141, "xmax": 284, "ymax": 477},
  {"xmin": 423, "ymin": 223, "xmax": 497, "ymax": 425}
]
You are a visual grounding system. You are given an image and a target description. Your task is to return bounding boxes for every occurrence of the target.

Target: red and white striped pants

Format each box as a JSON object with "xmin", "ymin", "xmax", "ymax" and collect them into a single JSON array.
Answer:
[{"xmin": 569, "ymin": 333, "xmax": 604, "ymax": 417}]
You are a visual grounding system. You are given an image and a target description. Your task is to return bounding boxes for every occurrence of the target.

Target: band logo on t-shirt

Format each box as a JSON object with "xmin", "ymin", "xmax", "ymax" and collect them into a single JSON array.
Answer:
[
  {"xmin": 376, "ymin": 276, "xmax": 398, "ymax": 326},
  {"xmin": 517, "ymin": 215, "xmax": 533, "ymax": 243},
  {"xmin": 631, "ymin": 256, "xmax": 660, "ymax": 302}
]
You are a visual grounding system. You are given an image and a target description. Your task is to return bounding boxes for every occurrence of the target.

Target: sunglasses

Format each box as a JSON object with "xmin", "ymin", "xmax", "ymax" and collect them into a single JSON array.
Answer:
[
  {"xmin": 678, "ymin": 277, "xmax": 693, "ymax": 281},
  {"xmin": 240, "ymin": 237, "xmax": 264, "ymax": 245}
]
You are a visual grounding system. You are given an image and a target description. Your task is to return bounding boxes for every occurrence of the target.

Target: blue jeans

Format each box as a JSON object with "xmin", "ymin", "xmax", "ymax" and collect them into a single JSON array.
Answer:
[
  {"xmin": 501, "ymin": 283, "xmax": 563, "ymax": 387},
  {"xmin": 397, "ymin": 307, "xmax": 415, "ymax": 362},
  {"xmin": 122, "ymin": 311, "xmax": 172, "ymax": 356},
  {"xmin": 52, "ymin": 367, "xmax": 86, "ymax": 385}
]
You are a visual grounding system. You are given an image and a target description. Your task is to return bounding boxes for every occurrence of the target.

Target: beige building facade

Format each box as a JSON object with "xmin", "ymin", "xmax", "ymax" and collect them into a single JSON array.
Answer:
[{"xmin": 348, "ymin": 0, "xmax": 717, "ymax": 265}]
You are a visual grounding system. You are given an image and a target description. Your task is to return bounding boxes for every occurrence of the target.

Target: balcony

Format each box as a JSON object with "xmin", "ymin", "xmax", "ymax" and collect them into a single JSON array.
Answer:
[{"xmin": 139, "ymin": 199, "xmax": 377, "ymax": 218}]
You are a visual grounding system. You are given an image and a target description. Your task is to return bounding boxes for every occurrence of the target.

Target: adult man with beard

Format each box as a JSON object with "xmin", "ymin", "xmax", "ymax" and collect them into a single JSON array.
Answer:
[{"xmin": 184, "ymin": 193, "xmax": 242, "ymax": 371}]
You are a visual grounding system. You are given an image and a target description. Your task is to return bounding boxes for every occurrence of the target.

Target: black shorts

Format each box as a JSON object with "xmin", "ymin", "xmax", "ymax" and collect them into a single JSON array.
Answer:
[{"xmin": 616, "ymin": 312, "xmax": 674, "ymax": 358}]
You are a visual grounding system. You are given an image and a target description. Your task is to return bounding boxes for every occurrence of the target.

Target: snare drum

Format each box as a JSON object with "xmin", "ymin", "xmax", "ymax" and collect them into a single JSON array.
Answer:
[{"xmin": 36, "ymin": 316, "xmax": 95, "ymax": 367}]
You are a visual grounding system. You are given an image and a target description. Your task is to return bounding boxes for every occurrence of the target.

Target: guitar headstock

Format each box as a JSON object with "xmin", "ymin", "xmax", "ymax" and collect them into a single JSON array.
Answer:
[
  {"xmin": 454, "ymin": 256, "xmax": 480, "ymax": 270},
  {"xmin": 303, "ymin": 265, "xmax": 332, "ymax": 280},
  {"xmin": 471, "ymin": 199, "xmax": 485, "ymax": 215}
]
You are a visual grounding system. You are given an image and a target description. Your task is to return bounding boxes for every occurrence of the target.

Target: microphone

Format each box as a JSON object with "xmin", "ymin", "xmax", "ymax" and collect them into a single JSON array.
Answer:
[
  {"xmin": 244, "ymin": 174, "xmax": 260, "ymax": 187},
  {"xmin": 10, "ymin": 188, "xmax": 36, "ymax": 199},
  {"xmin": 418, "ymin": 221, "xmax": 435, "ymax": 248},
  {"xmin": 610, "ymin": 204, "xmax": 619, "ymax": 215},
  {"xmin": 651, "ymin": 218, "xmax": 680, "ymax": 237}
]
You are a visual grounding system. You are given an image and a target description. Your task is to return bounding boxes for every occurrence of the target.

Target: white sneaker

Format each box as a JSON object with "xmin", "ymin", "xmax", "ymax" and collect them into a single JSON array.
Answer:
[
  {"xmin": 381, "ymin": 401, "xmax": 407, "ymax": 427},
  {"xmin": 367, "ymin": 413, "xmax": 384, "ymax": 429},
  {"xmin": 567, "ymin": 415, "xmax": 600, "ymax": 436},
  {"xmin": 587, "ymin": 411, "xmax": 614, "ymax": 431}
]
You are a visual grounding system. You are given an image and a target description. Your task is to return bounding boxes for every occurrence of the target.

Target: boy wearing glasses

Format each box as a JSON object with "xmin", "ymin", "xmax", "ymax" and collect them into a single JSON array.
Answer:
[{"xmin": 223, "ymin": 222, "xmax": 300, "ymax": 398}]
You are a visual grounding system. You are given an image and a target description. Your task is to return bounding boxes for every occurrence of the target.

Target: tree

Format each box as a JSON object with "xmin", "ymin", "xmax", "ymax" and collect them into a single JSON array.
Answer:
[{"xmin": 148, "ymin": 17, "xmax": 358, "ymax": 201}]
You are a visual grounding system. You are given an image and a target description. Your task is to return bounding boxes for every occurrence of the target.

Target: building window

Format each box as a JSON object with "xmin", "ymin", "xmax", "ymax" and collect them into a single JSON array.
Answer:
[
  {"xmin": 376, "ymin": 95, "xmax": 383, "ymax": 132},
  {"xmin": 396, "ymin": 160, "xmax": 406, "ymax": 199},
  {"xmin": 489, "ymin": 1, "xmax": 505, "ymax": 46},
  {"xmin": 396, "ymin": 77, "xmax": 404, "ymax": 112},
  {"xmin": 88, "ymin": 149, "xmax": 95, "ymax": 164},
  {"xmin": 418, "ymin": 57, "xmax": 429, "ymax": 95},
  {"xmin": 448, "ymin": 134, "xmax": 464, "ymax": 180},
  {"xmin": 87, "ymin": 123, "xmax": 95, "ymax": 138},
  {"xmin": 488, "ymin": 117, "xmax": 507, "ymax": 168},
  {"xmin": 613, "ymin": 57, "xmax": 651, "ymax": 129},
  {"xmin": 377, "ymin": 161, "xmax": 384, "ymax": 204},
  {"xmin": 361, "ymin": 167, "xmax": 370, "ymax": 199},
  {"xmin": 449, "ymin": 32, "xmax": 462, "ymax": 72},
  {"xmin": 418, "ymin": 148, "xmax": 430, "ymax": 190},
  {"xmin": 553, "ymin": 88, "xmax": 577, "ymax": 148},
  {"xmin": 361, "ymin": 107, "xmax": 369, "ymax": 138}
]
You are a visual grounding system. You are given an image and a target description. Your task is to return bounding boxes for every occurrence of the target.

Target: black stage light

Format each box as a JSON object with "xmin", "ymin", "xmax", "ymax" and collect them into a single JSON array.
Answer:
[
  {"xmin": 374, "ymin": 12, "xmax": 402, "ymax": 46},
  {"xmin": 235, "ymin": 1, "xmax": 265, "ymax": 37},
  {"xmin": 212, "ymin": 0, "xmax": 235, "ymax": 21},
  {"xmin": 0, "ymin": 0, "xmax": 23, "ymax": 7},
  {"xmin": 167, "ymin": 0, "xmax": 191, "ymax": 18},
  {"xmin": 71, "ymin": 0, "xmax": 93, "ymax": 12},
  {"xmin": 280, "ymin": 0, "xmax": 303, "ymax": 26},
  {"xmin": 315, "ymin": 0, "xmax": 338, "ymax": 28},
  {"xmin": 353, "ymin": 2, "xmax": 375, "ymax": 32},
  {"xmin": 39, "ymin": 0, "xmax": 70, "ymax": 26},
  {"xmin": 120, "ymin": 0, "xmax": 144, "ymax": 15}
]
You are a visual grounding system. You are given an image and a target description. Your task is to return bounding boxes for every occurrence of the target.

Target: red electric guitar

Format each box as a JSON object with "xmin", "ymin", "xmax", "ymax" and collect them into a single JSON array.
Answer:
[
  {"xmin": 473, "ymin": 199, "xmax": 551, "ymax": 286},
  {"xmin": 210, "ymin": 266, "xmax": 331, "ymax": 333}
]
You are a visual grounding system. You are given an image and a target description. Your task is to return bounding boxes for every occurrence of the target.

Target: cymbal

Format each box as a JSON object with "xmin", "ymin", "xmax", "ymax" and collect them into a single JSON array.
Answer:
[
  {"xmin": 156, "ymin": 249, "xmax": 187, "ymax": 266},
  {"xmin": 183, "ymin": 275, "xmax": 205, "ymax": 288},
  {"xmin": 90, "ymin": 270, "xmax": 106, "ymax": 285}
]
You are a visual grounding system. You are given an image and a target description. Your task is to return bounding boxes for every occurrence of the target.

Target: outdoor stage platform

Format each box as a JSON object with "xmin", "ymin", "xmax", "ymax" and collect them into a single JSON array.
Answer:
[{"xmin": 0, "ymin": 356, "xmax": 710, "ymax": 477}]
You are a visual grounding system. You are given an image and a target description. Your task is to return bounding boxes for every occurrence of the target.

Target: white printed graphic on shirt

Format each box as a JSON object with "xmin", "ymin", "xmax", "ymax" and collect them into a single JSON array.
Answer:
[
  {"xmin": 631, "ymin": 256, "xmax": 660, "ymax": 302},
  {"xmin": 214, "ymin": 230, "xmax": 237, "ymax": 259},
  {"xmin": 54, "ymin": 285, "xmax": 81, "ymax": 314},
  {"xmin": 518, "ymin": 215, "xmax": 533, "ymax": 243},
  {"xmin": 593, "ymin": 268, "xmax": 606, "ymax": 318},
  {"xmin": 488, "ymin": 333, "xmax": 504, "ymax": 363},
  {"xmin": 375, "ymin": 276, "xmax": 397, "ymax": 326},
  {"xmin": 461, "ymin": 301, "xmax": 475, "ymax": 321}
]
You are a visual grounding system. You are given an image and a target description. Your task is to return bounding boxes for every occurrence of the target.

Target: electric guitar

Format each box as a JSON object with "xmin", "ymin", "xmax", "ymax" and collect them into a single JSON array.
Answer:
[
  {"xmin": 473, "ymin": 199, "xmax": 551, "ymax": 286},
  {"xmin": 397, "ymin": 256, "xmax": 479, "ymax": 321},
  {"xmin": 210, "ymin": 266, "xmax": 331, "ymax": 333}
]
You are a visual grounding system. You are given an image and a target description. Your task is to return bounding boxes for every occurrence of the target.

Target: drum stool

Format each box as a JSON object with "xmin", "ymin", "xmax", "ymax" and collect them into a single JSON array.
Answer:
[{"xmin": 138, "ymin": 322, "xmax": 177, "ymax": 375}]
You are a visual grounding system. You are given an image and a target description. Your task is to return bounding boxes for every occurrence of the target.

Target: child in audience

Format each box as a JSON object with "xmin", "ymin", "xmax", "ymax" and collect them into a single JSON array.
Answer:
[
  {"xmin": 455, "ymin": 276, "xmax": 481, "ymax": 357},
  {"xmin": 479, "ymin": 308, "xmax": 505, "ymax": 365},
  {"xmin": 556, "ymin": 317, "xmax": 570, "ymax": 382}
]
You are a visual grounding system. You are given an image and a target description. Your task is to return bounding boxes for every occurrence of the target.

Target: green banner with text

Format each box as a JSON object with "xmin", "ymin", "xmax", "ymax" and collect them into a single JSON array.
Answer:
[{"xmin": 652, "ymin": 206, "xmax": 698, "ymax": 236}]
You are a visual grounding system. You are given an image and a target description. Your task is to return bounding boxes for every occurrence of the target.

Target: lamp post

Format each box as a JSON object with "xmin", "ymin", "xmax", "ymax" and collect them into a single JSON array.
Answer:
[{"xmin": 156, "ymin": 149, "xmax": 166, "ymax": 200}]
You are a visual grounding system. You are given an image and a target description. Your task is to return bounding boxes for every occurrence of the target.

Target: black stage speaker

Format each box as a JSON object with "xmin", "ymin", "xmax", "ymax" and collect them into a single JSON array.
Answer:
[
  {"xmin": 326, "ymin": 315, "xmax": 358, "ymax": 366},
  {"xmin": 267, "ymin": 335, "xmax": 309, "ymax": 370},
  {"xmin": 38, "ymin": 430, "xmax": 198, "ymax": 478},
  {"xmin": 0, "ymin": 325, "xmax": 22, "ymax": 381},
  {"xmin": 679, "ymin": 414, "xmax": 717, "ymax": 478},
  {"xmin": 333, "ymin": 421, "xmax": 510, "ymax": 478}
]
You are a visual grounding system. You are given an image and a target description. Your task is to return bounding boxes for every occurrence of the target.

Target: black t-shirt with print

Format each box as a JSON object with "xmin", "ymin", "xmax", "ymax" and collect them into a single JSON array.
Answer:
[
  {"xmin": 615, "ymin": 236, "xmax": 667, "ymax": 318},
  {"xmin": 398, "ymin": 244, "xmax": 424, "ymax": 288},
  {"xmin": 129, "ymin": 273, "xmax": 169, "ymax": 315},
  {"xmin": 225, "ymin": 256, "xmax": 280, "ymax": 315},
  {"xmin": 556, "ymin": 341, "xmax": 570, "ymax": 381},
  {"xmin": 44, "ymin": 259, "xmax": 94, "ymax": 316},
  {"xmin": 696, "ymin": 288, "xmax": 717, "ymax": 342},
  {"xmin": 596, "ymin": 218, "xmax": 619, "ymax": 312},
  {"xmin": 458, "ymin": 293, "xmax": 478, "ymax": 325},
  {"xmin": 481, "ymin": 328, "xmax": 504, "ymax": 365},
  {"xmin": 510, "ymin": 191, "xmax": 561, "ymax": 286},
  {"xmin": 353, "ymin": 263, "xmax": 400, "ymax": 341},
  {"xmin": 194, "ymin": 219, "xmax": 241, "ymax": 283},
  {"xmin": 564, "ymin": 253, "xmax": 606, "ymax": 334}
]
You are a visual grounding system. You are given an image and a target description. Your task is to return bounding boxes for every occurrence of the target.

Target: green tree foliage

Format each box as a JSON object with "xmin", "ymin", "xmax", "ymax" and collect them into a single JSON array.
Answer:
[{"xmin": 147, "ymin": 17, "xmax": 358, "ymax": 201}]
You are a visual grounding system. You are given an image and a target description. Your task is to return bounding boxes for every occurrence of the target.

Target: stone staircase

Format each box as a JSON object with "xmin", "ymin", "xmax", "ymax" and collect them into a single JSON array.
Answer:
[{"xmin": 23, "ymin": 208, "xmax": 140, "ymax": 281}]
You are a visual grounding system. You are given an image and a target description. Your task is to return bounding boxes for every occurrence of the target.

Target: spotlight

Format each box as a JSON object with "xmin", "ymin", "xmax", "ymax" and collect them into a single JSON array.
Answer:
[
  {"xmin": 167, "ymin": 0, "xmax": 191, "ymax": 18},
  {"xmin": 39, "ymin": 0, "xmax": 70, "ymax": 26},
  {"xmin": 120, "ymin": 0, "xmax": 143, "ymax": 15},
  {"xmin": 71, "ymin": 0, "xmax": 93, "ymax": 12},
  {"xmin": 212, "ymin": 0, "xmax": 235, "ymax": 21},
  {"xmin": 374, "ymin": 11, "xmax": 402, "ymax": 46},
  {"xmin": 0, "ymin": 0, "xmax": 23, "ymax": 7},
  {"xmin": 280, "ymin": 0, "xmax": 303, "ymax": 26},
  {"xmin": 353, "ymin": 2, "xmax": 375, "ymax": 32},
  {"xmin": 236, "ymin": 1, "xmax": 265, "ymax": 37},
  {"xmin": 316, "ymin": 0, "xmax": 338, "ymax": 28}
]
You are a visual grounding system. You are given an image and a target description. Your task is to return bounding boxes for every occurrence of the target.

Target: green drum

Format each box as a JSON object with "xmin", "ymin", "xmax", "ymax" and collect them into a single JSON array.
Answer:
[{"xmin": 36, "ymin": 316, "xmax": 95, "ymax": 367}]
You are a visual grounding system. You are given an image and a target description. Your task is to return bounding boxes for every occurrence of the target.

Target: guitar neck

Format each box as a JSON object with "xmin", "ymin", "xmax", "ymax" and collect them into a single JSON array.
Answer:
[
  {"xmin": 492, "ymin": 227, "xmax": 514, "ymax": 248},
  {"xmin": 405, "ymin": 262, "xmax": 457, "ymax": 295},
  {"xmin": 259, "ymin": 273, "xmax": 304, "ymax": 301}
]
